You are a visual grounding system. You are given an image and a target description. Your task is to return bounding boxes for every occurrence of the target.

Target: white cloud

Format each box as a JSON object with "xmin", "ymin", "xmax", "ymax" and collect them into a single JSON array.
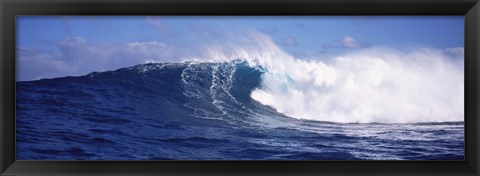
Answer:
[
  {"xmin": 445, "ymin": 47, "xmax": 464, "ymax": 55},
  {"xmin": 17, "ymin": 36, "xmax": 187, "ymax": 81},
  {"xmin": 17, "ymin": 47, "xmax": 69, "ymax": 81},
  {"xmin": 127, "ymin": 41, "xmax": 167, "ymax": 47},
  {"xmin": 342, "ymin": 35, "xmax": 362, "ymax": 48},
  {"xmin": 322, "ymin": 35, "xmax": 370, "ymax": 49}
]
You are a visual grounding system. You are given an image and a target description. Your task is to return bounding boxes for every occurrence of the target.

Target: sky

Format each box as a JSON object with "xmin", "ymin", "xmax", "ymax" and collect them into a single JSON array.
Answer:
[{"xmin": 16, "ymin": 16, "xmax": 464, "ymax": 81}]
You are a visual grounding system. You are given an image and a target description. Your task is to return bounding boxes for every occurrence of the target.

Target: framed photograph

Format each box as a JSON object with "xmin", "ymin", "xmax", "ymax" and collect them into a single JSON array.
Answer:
[{"xmin": 1, "ymin": 0, "xmax": 479, "ymax": 175}]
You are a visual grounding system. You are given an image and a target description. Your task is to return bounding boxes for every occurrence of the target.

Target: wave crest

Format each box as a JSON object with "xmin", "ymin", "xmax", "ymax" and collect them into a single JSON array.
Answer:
[{"xmin": 248, "ymin": 47, "xmax": 464, "ymax": 123}]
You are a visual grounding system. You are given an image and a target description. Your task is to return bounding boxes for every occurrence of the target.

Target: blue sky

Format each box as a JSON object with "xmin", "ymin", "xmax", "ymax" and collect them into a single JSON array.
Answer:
[{"xmin": 17, "ymin": 16, "xmax": 464, "ymax": 81}]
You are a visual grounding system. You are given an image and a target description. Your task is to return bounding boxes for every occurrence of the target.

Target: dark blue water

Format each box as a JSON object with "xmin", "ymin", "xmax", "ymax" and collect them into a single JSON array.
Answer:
[{"xmin": 16, "ymin": 61, "xmax": 464, "ymax": 160}]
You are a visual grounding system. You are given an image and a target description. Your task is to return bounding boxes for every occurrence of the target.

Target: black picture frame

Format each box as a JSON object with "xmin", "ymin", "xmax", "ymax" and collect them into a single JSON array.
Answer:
[{"xmin": 1, "ymin": 0, "xmax": 479, "ymax": 175}]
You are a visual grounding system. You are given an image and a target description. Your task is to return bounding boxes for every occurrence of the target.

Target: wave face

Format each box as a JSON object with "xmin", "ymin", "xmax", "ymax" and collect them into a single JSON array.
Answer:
[{"xmin": 16, "ymin": 60, "xmax": 464, "ymax": 160}]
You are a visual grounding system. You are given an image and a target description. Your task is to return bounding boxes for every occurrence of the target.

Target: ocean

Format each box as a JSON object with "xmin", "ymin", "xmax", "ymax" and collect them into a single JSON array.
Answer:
[{"xmin": 16, "ymin": 60, "xmax": 464, "ymax": 160}]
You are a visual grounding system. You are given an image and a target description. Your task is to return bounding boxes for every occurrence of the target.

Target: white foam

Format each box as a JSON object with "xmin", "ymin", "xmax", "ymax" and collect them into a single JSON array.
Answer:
[
  {"xmin": 199, "ymin": 32, "xmax": 464, "ymax": 123},
  {"xmin": 249, "ymin": 49, "xmax": 463, "ymax": 123}
]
